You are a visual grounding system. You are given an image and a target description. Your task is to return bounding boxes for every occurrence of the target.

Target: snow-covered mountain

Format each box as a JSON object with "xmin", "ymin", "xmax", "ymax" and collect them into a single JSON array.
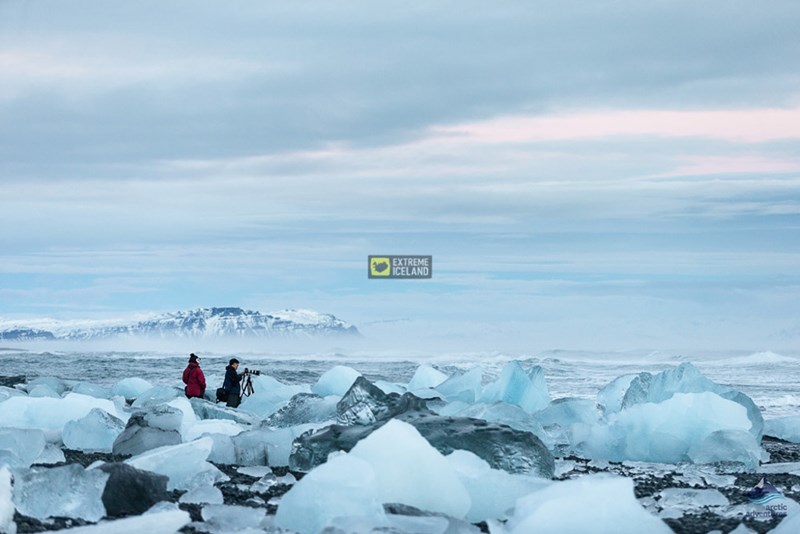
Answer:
[{"xmin": 0, "ymin": 307, "xmax": 359, "ymax": 341}]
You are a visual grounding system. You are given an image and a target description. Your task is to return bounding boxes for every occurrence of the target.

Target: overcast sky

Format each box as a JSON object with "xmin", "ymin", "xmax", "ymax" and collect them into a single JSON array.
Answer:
[{"xmin": 2, "ymin": 1, "xmax": 800, "ymax": 351}]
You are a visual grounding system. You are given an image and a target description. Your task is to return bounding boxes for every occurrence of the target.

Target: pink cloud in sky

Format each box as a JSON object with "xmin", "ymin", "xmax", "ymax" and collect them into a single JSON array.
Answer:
[
  {"xmin": 671, "ymin": 155, "xmax": 800, "ymax": 176},
  {"xmin": 434, "ymin": 107, "xmax": 800, "ymax": 144}
]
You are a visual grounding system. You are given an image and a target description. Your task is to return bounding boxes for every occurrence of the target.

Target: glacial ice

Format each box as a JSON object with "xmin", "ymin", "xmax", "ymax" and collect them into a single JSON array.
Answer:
[
  {"xmin": 480, "ymin": 361, "xmax": 550, "ymax": 414},
  {"xmin": 311, "ymin": 365, "xmax": 361, "ymax": 397},
  {"xmin": 535, "ymin": 397, "xmax": 602, "ymax": 427},
  {"xmin": 63, "ymin": 408, "xmax": 126, "ymax": 453},
  {"xmin": 596, "ymin": 373, "xmax": 638, "ymax": 414},
  {"xmin": 584, "ymin": 392, "xmax": 761, "ymax": 466},
  {"xmin": 238, "ymin": 374, "xmax": 308, "ymax": 417},
  {"xmin": 112, "ymin": 405, "xmax": 184, "ymax": 456},
  {"xmin": 205, "ymin": 433, "xmax": 237, "ymax": 464},
  {"xmin": 189, "ymin": 397, "xmax": 257, "ymax": 425},
  {"xmin": 349, "ymin": 419, "xmax": 471, "ymax": 519},
  {"xmin": 71, "ymin": 382, "xmax": 112, "ymax": 399},
  {"xmin": 435, "ymin": 367, "xmax": 483, "ymax": 403},
  {"xmin": 33, "ymin": 444, "xmax": 65, "ymax": 465},
  {"xmin": 0, "ymin": 393, "xmax": 127, "ymax": 440},
  {"xmin": 180, "ymin": 484, "xmax": 224, "ymax": 505},
  {"xmin": 275, "ymin": 453, "xmax": 386, "ymax": 533},
  {"xmin": 251, "ymin": 472, "xmax": 297, "ymax": 493},
  {"xmin": 125, "ymin": 437, "xmax": 228, "ymax": 491},
  {"xmin": 184, "ymin": 419, "xmax": 243, "ymax": 442},
  {"xmin": 27, "ymin": 384, "xmax": 60, "ymax": 398},
  {"xmin": 111, "ymin": 377, "xmax": 154, "ymax": 401},
  {"xmin": 131, "ymin": 386, "xmax": 183, "ymax": 408},
  {"xmin": 446, "ymin": 449, "xmax": 550, "ymax": 523},
  {"xmin": 54, "ymin": 509, "xmax": 191, "ymax": 534},
  {"xmin": 12, "ymin": 464, "xmax": 109, "ymax": 522},
  {"xmin": 246, "ymin": 424, "xmax": 325, "ymax": 467},
  {"xmin": 687, "ymin": 429, "xmax": 767, "ymax": 471},
  {"xmin": 615, "ymin": 363, "xmax": 763, "ymax": 438},
  {"xmin": 200, "ymin": 504, "xmax": 266, "ymax": 533},
  {"xmin": 407, "ymin": 364, "xmax": 449, "ymax": 391},
  {"xmin": 0, "ymin": 428, "xmax": 46, "ymax": 469},
  {"xmin": 336, "ymin": 376, "xmax": 431, "ymax": 426},
  {"xmin": 26, "ymin": 377, "xmax": 67, "ymax": 396},
  {"xmin": 765, "ymin": 416, "xmax": 800, "ymax": 443},
  {"xmin": 0, "ymin": 387, "xmax": 24, "ymax": 404},
  {"xmin": 230, "ymin": 429, "xmax": 270, "ymax": 466},
  {"xmin": 505, "ymin": 474, "xmax": 671, "ymax": 534},
  {"xmin": 264, "ymin": 393, "xmax": 338, "ymax": 427},
  {"xmin": 439, "ymin": 401, "xmax": 551, "ymax": 447},
  {"xmin": 0, "ymin": 466, "xmax": 14, "ymax": 534}
]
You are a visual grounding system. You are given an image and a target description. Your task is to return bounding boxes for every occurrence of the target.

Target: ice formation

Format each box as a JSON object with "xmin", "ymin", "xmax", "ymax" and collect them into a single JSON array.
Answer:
[
  {"xmin": 407, "ymin": 364, "xmax": 449, "ymax": 391},
  {"xmin": 12, "ymin": 464, "xmax": 109, "ymax": 522},
  {"xmin": 0, "ymin": 466, "xmax": 14, "ymax": 534},
  {"xmin": 505, "ymin": 474, "xmax": 671, "ymax": 534},
  {"xmin": 435, "ymin": 367, "xmax": 483, "ymax": 403},
  {"xmin": 238, "ymin": 374, "xmax": 308, "ymax": 417},
  {"xmin": 125, "ymin": 437, "xmax": 228, "ymax": 491},
  {"xmin": 0, "ymin": 429, "xmax": 46, "ymax": 469},
  {"xmin": 180, "ymin": 484, "xmax": 224, "ymax": 505},
  {"xmin": 480, "ymin": 361, "xmax": 550, "ymax": 414},
  {"xmin": 311, "ymin": 365, "xmax": 362, "ymax": 397},
  {"xmin": 63, "ymin": 408, "xmax": 126, "ymax": 453},
  {"xmin": 0, "ymin": 393, "xmax": 127, "ymax": 436},
  {"xmin": 71, "ymin": 382, "xmax": 112, "ymax": 399},
  {"xmin": 275, "ymin": 453, "xmax": 386, "ymax": 533},
  {"xmin": 111, "ymin": 377, "xmax": 154, "ymax": 401},
  {"xmin": 264, "ymin": 393, "xmax": 338, "ymax": 427},
  {"xmin": 765, "ymin": 416, "xmax": 800, "ymax": 443},
  {"xmin": 54, "ymin": 509, "xmax": 191, "ymax": 534}
]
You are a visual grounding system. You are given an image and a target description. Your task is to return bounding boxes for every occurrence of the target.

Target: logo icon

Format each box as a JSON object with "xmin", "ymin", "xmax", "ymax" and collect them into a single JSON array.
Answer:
[
  {"xmin": 746, "ymin": 478, "xmax": 784, "ymax": 505},
  {"xmin": 370, "ymin": 257, "xmax": 391, "ymax": 277}
]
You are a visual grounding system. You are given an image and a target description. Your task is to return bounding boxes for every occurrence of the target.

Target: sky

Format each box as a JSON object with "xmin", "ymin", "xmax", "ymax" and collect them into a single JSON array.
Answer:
[{"xmin": 2, "ymin": 0, "xmax": 800, "ymax": 352}]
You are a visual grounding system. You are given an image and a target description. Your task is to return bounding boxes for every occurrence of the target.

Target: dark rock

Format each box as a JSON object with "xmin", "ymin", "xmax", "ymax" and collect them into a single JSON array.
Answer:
[
  {"xmin": 99, "ymin": 462, "xmax": 170, "ymax": 517},
  {"xmin": 0, "ymin": 375, "xmax": 27, "ymax": 388}
]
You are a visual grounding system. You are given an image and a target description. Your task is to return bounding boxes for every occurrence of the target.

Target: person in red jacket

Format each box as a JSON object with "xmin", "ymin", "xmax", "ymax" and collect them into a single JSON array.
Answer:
[{"xmin": 182, "ymin": 353, "xmax": 206, "ymax": 399}]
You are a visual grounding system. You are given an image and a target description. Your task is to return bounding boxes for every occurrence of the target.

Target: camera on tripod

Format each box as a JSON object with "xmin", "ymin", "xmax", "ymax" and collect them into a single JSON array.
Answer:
[{"xmin": 243, "ymin": 368, "xmax": 261, "ymax": 376}]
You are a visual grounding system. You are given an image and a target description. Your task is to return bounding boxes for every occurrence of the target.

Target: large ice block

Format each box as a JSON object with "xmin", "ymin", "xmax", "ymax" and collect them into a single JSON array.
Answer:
[
  {"xmin": 0, "ymin": 466, "xmax": 14, "ymax": 534},
  {"xmin": 264, "ymin": 393, "xmax": 338, "ymax": 428},
  {"xmin": 51, "ymin": 509, "xmax": 190, "ymax": 534},
  {"xmin": 131, "ymin": 386, "xmax": 183, "ymax": 409},
  {"xmin": 311, "ymin": 365, "xmax": 362, "ymax": 397},
  {"xmin": 125, "ymin": 437, "xmax": 228, "ymax": 491},
  {"xmin": 71, "ymin": 382, "xmax": 112, "ymax": 400},
  {"xmin": 63, "ymin": 408, "xmax": 126, "ymax": 453},
  {"xmin": 112, "ymin": 405, "xmax": 184, "ymax": 456},
  {"xmin": 349, "ymin": 419, "xmax": 471, "ymax": 519},
  {"xmin": 111, "ymin": 378, "xmax": 154, "ymax": 401},
  {"xmin": 0, "ymin": 393, "xmax": 128, "ymax": 436},
  {"xmin": 25, "ymin": 377, "xmax": 66, "ymax": 396},
  {"xmin": 480, "ymin": 361, "xmax": 550, "ymax": 414},
  {"xmin": 238, "ymin": 375, "xmax": 308, "ymax": 418},
  {"xmin": 0, "ymin": 428, "xmax": 46, "ymax": 469},
  {"xmin": 275, "ymin": 453, "xmax": 386, "ymax": 533},
  {"xmin": 764, "ymin": 416, "xmax": 800, "ymax": 443},
  {"xmin": 687, "ymin": 429, "xmax": 767, "ymax": 471},
  {"xmin": 506, "ymin": 474, "xmax": 671, "ymax": 534},
  {"xmin": 12, "ymin": 464, "xmax": 109, "ymax": 522}
]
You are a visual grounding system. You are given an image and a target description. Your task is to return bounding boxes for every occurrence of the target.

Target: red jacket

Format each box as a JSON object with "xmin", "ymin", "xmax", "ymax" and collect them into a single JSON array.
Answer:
[{"xmin": 183, "ymin": 361, "xmax": 206, "ymax": 398}]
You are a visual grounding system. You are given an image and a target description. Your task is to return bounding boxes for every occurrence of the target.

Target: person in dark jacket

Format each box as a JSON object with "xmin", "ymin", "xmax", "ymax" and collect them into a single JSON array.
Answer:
[
  {"xmin": 183, "ymin": 353, "xmax": 206, "ymax": 399},
  {"xmin": 223, "ymin": 358, "xmax": 242, "ymax": 408}
]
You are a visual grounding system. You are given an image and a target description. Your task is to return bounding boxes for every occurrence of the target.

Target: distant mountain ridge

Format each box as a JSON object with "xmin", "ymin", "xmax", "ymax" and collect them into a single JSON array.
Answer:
[{"xmin": 0, "ymin": 307, "xmax": 359, "ymax": 341}]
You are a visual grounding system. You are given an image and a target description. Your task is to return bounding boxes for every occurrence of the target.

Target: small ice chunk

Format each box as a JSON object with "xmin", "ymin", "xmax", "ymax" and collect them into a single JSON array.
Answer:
[
  {"xmin": 0, "ymin": 466, "xmax": 15, "ymax": 534},
  {"xmin": 311, "ymin": 365, "xmax": 362, "ymax": 397},
  {"xmin": 374, "ymin": 381, "xmax": 406, "ymax": 395},
  {"xmin": 535, "ymin": 397, "xmax": 602, "ymax": 427},
  {"xmin": 63, "ymin": 408, "xmax": 126, "ymax": 453},
  {"xmin": 201, "ymin": 504, "xmax": 266, "ymax": 532},
  {"xmin": 12, "ymin": 464, "xmax": 109, "ymax": 522},
  {"xmin": 480, "ymin": 361, "xmax": 550, "ymax": 414},
  {"xmin": 765, "ymin": 416, "xmax": 800, "ymax": 443},
  {"xmin": 275, "ymin": 453, "xmax": 386, "ymax": 533},
  {"xmin": 264, "ymin": 393, "xmax": 338, "ymax": 428},
  {"xmin": 125, "ymin": 437, "xmax": 228, "ymax": 491},
  {"xmin": 71, "ymin": 382, "xmax": 112, "ymax": 399},
  {"xmin": 52, "ymin": 509, "xmax": 190, "ymax": 533},
  {"xmin": 507, "ymin": 474, "xmax": 671, "ymax": 534},
  {"xmin": 26, "ymin": 377, "xmax": 66, "ymax": 395},
  {"xmin": 184, "ymin": 419, "xmax": 243, "ymax": 442},
  {"xmin": 111, "ymin": 378, "xmax": 153, "ymax": 401},
  {"xmin": 688, "ymin": 429, "xmax": 768, "ymax": 471},
  {"xmin": 33, "ymin": 444, "xmax": 65, "ymax": 465},
  {"xmin": 657, "ymin": 487, "xmax": 729, "ymax": 517},
  {"xmin": 0, "ymin": 428, "xmax": 46, "ymax": 468},
  {"xmin": 131, "ymin": 386, "xmax": 183, "ymax": 409},
  {"xmin": 435, "ymin": 367, "xmax": 483, "ymax": 403},
  {"xmin": 0, "ymin": 387, "xmax": 25, "ymax": 404},
  {"xmin": 206, "ymin": 433, "xmax": 236, "ymax": 465},
  {"xmin": 189, "ymin": 398, "xmax": 257, "ymax": 425},
  {"xmin": 408, "ymin": 364, "xmax": 448, "ymax": 391},
  {"xmin": 28, "ymin": 384, "xmax": 60, "ymax": 398},
  {"xmin": 447, "ymin": 449, "xmax": 549, "ymax": 523},
  {"xmin": 231, "ymin": 429, "xmax": 270, "ymax": 466},
  {"xmin": 442, "ymin": 401, "xmax": 551, "ymax": 447},
  {"xmin": 349, "ymin": 419, "xmax": 471, "ymax": 519},
  {"xmin": 237, "ymin": 466, "xmax": 272, "ymax": 478},
  {"xmin": 251, "ymin": 472, "xmax": 297, "ymax": 493},
  {"xmin": 179, "ymin": 485, "xmax": 223, "ymax": 505}
]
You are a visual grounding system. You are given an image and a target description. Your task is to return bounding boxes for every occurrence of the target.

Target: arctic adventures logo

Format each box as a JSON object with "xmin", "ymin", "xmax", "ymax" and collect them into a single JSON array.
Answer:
[
  {"xmin": 368, "ymin": 255, "xmax": 432, "ymax": 279},
  {"xmin": 745, "ymin": 478, "xmax": 787, "ymax": 519}
]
